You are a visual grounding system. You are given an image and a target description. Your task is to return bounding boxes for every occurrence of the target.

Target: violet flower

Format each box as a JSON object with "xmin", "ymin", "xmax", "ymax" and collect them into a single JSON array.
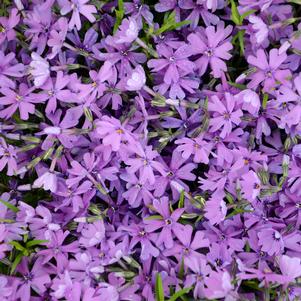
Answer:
[
  {"xmin": 58, "ymin": 0, "xmax": 97, "ymax": 30},
  {"xmin": 187, "ymin": 22, "xmax": 233, "ymax": 78},
  {"xmin": 144, "ymin": 197, "xmax": 185, "ymax": 249}
]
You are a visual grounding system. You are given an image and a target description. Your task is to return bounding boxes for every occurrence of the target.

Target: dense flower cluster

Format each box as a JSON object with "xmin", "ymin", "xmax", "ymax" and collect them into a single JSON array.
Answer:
[{"xmin": 1, "ymin": 0, "xmax": 301, "ymax": 300}]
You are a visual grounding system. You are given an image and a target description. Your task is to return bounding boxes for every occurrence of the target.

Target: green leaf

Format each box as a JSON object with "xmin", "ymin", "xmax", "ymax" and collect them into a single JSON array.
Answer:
[
  {"xmin": 225, "ymin": 192, "xmax": 234, "ymax": 204},
  {"xmin": 181, "ymin": 213, "xmax": 199, "ymax": 219},
  {"xmin": 178, "ymin": 257, "xmax": 185, "ymax": 280},
  {"xmin": 230, "ymin": 0, "xmax": 242, "ymax": 25},
  {"xmin": 228, "ymin": 81, "xmax": 247, "ymax": 90},
  {"xmin": 0, "ymin": 198, "xmax": 19, "ymax": 213},
  {"xmin": 144, "ymin": 215, "xmax": 163, "ymax": 221},
  {"xmin": 9, "ymin": 241, "xmax": 26, "ymax": 252},
  {"xmin": 167, "ymin": 287, "xmax": 192, "ymax": 301},
  {"xmin": 10, "ymin": 253, "xmax": 23, "ymax": 275},
  {"xmin": 262, "ymin": 93, "xmax": 269, "ymax": 109},
  {"xmin": 154, "ymin": 11, "xmax": 190, "ymax": 36},
  {"xmin": 113, "ymin": 0, "xmax": 124, "ymax": 33},
  {"xmin": 241, "ymin": 9, "xmax": 257, "ymax": 20},
  {"xmin": 170, "ymin": 20, "xmax": 191, "ymax": 31},
  {"xmin": 238, "ymin": 30, "xmax": 245, "ymax": 55},
  {"xmin": 155, "ymin": 273, "xmax": 165, "ymax": 301},
  {"xmin": 178, "ymin": 190, "xmax": 185, "ymax": 208},
  {"xmin": 288, "ymin": 0, "xmax": 301, "ymax": 4},
  {"xmin": 26, "ymin": 240, "xmax": 48, "ymax": 248}
]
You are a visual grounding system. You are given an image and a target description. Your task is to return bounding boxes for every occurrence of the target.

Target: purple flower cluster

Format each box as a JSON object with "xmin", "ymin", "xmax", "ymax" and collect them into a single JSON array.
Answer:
[{"xmin": 1, "ymin": 0, "xmax": 301, "ymax": 300}]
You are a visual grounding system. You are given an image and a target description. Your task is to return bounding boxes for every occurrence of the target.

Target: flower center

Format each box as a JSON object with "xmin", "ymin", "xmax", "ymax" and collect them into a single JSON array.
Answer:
[
  {"xmin": 205, "ymin": 48, "xmax": 213, "ymax": 57},
  {"xmin": 23, "ymin": 272, "xmax": 34, "ymax": 283},
  {"xmin": 165, "ymin": 218, "xmax": 172, "ymax": 225},
  {"xmin": 223, "ymin": 113, "xmax": 230, "ymax": 120},
  {"xmin": 254, "ymin": 183, "xmax": 260, "ymax": 189},
  {"xmin": 116, "ymin": 129, "xmax": 123, "ymax": 134},
  {"xmin": 215, "ymin": 258, "xmax": 223, "ymax": 266},
  {"xmin": 273, "ymin": 231, "xmax": 281, "ymax": 241},
  {"xmin": 244, "ymin": 159, "xmax": 249, "ymax": 165},
  {"xmin": 139, "ymin": 230, "xmax": 146, "ymax": 237},
  {"xmin": 15, "ymin": 95, "xmax": 23, "ymax": 102},
  {"xmin": 266, "ymin": 71, "xmax": 272, "ymax": 77}
]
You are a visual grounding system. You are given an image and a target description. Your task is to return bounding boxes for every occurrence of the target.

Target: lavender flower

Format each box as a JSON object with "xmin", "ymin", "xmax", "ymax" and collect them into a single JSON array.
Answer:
[
  {"xmin": 187, "ymin": 22, "xmax": 233, "ymax": 78},
  {"xmin": 58, "ymin": 0, "xmax": 97, "ymax": 30}
]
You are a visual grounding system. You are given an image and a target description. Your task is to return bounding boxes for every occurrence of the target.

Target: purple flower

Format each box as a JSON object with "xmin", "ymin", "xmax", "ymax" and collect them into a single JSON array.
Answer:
[
  {"xmin": 15, "ymin": 258, "xmax": 51, "ymax": 301},
  {"xmin": 0, "ymin": 8, "xmax": 20, "ymax": 44},
  {"xmin": 125, "ymin": 145, "xmax": 166, "ymax": 185},
  {"xmin": 120, "ymin": 222, "xmax": 159, "ymax": 260},
  {"xmin": 120, "ymin": 173, "xmax": 154, "ymax": 207},
  {"xmin": 185, "ymin": 257, "xmax": 211, "ymax": 299},
  {"xmin": 0, "ymin": 225, "xmax": 9, "ymax": 259},
  {"xmin": 33, "ymin": 171, "xmax": 58, "ymax": 193},
  {"xmin": 235, "ymin": 89, "xmax": 261, "ymax": 116},
  {"xmin": 279, "ymin": 255, "xmax": 301, "ymax": 284},
  {"xmin": 175, "ymin": 135, "xmax": 212, "ymax": 164},
  {"xmin": 208, "ymin": 92, "xmax": 243, "ymax": 138},
  {"xmin": 79, "ymin": 220, "xmax": 105, "ymax": 247},
  {"xmin": 240, "ymin": 170, "xmax": 261, "ymax": 201},
  {"xmin": 144, "ymin": 197, "xmax": 185, "ymax": 249},
  {"xmin": 148, "ymin": 44, "xmax": 195, "ymax": 85},
  {"xmin": 51, "ymin": 271, "xmax": 82, "ymax": 300},
  {"xmin": 124, "ymin": 0, "xmax": 153, "ymax": 27},
  {"xmin": 248, "ymin": 15, "xmax": 269, "ymax": 45},
  {"xmin": 0, "ymin": 83, "xmax": 46, "ymax": 120},
  {"xmin": 155, "ymin": 74, "xmax": 200, "ymax": 100},
  {"xmin": 41, "ymin": 71, "xmax": 73, "ymax": 114},
  {"xmin": 258, "ymin": 228, "xmax": 284, "ymax": 256},
  {"xmin": 47, "ymin": 17, "xmax": 69, "ymax": 59},
  {"xmin": 95, "ymin": 116, "xmax": 135, "ymax": 153},
  {"xmin": 154, "ymin": 150, "xmax": 196, "ymax": 199},
  {"xmin": 178, "ymin": 0, "xmax": 221, "ymax": 27},
  {"xmin": 164, "ymin": 224, "xmax": 209, "ymax": 267},
  {"xmin": 204, "ymin": 190, "xmax": 227, "ymax": 225},
  {"xmin": 0, "ymin": 138, "xmax": 17, "ymax": 176},
  {"xmin": 58, "ymin": 0, "xmax": 97, "ymax": 30},
  {"xmin": 204, "ymin": 270, "xmax": 233, "ymax": 299},
  {"xmin": 0, "ymin": 276, "xmax": 13, "ymax": 300},
  {"xmin": 0, "ymin": 51, "xmax": 24, "ymax": 89},
  {"xmin": 38, "ymin": 230, "xmax": 79, "ymax": 272},
  {"xmin": 187, "ymin": 22, "xmax": 233, "ymax": 78},
  {"xmin": 94, "ymin": 282, "xmax": 119, "ymax": 301},
  {"xmin": 246, "ymin": 48, "xmax": 292, "ymax": 92}
]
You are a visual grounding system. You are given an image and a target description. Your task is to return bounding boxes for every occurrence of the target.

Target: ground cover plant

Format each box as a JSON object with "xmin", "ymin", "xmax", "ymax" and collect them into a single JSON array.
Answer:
[{"xmin": 1, "ymin": 0, "xmax": 301, "ymax": 300}]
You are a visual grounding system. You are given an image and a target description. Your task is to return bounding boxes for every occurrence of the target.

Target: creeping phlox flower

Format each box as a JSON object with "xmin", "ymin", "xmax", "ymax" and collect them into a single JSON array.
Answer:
[{"xmin": 0, "ymin": 1, "xmax": 301, "ymax": 301}]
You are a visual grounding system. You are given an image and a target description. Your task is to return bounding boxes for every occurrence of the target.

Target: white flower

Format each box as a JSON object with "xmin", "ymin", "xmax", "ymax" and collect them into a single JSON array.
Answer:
[
  {"xmin": 33, "ymin": 171, "xmax": 57, "ymax": 192},
  {"xmin": 279, "ymin": 255, "xmax": 301, "ymax": 280},
  {"xmin": 30, "ymin": 52, "xmax": 50, "ymax": 87},
  {"xmin": 236, "ymin": 89, "xmax": 260, "ymax": 115},
  {"xmin": 249, "ymin": 15, "xmax": 268, "ymax": 44},
  {"xmin": 116, "ymin": 18, "xmax": 138, "ymax": 44},
  {"xmin": 126, "ymin": 65, "xmax": 146, "ymax": 91}
]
